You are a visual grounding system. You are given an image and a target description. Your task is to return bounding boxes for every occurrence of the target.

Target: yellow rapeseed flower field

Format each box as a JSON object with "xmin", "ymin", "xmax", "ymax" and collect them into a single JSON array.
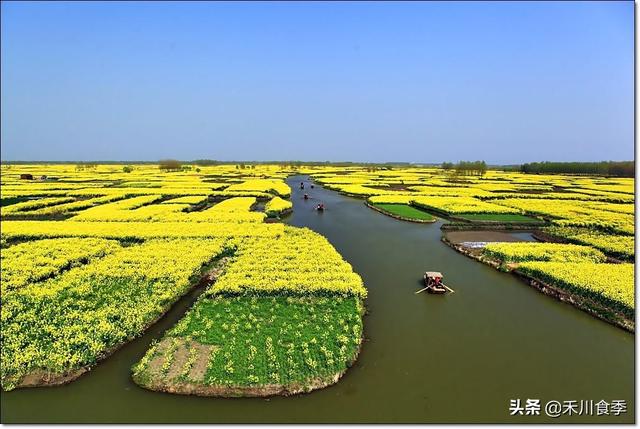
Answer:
[
  {"xmin": 0, "ymin": 163, "xmax": 634, "ymax": 393},
  {"xmin": 0, "ymin": 165, "xmax": 369, "ymax": 392}
]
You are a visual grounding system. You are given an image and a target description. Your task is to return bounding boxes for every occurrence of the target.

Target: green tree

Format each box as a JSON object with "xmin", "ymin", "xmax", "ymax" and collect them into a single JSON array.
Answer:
[{"xmin": 159, "ymin": 159, "xmax": 182, "ymax": 171}]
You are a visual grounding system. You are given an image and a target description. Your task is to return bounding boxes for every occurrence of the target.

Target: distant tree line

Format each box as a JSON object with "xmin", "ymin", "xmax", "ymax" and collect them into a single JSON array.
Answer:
[
  {"xmin": 520, "ymin": 161, "xmax": 634, "ymax": 177},
  {"xmin": 158, "ymin": 159, "xmax": 182, "ymax": 171},
  {"xmin": 441, "ymin": 160, "xmax": 487, "ymax": 176},
  {"xmin": 192, "ymin": 159, "xmax": 220, "ymax": 166},
  {"xmin": 75, "ymin": 163, "xmax": 97, "ymax": 171}
]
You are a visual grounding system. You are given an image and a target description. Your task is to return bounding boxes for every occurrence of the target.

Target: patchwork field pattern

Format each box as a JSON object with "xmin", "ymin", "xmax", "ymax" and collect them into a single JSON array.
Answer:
[
  {"xmin": 0, "ymin": 164, "xmax": 364, "ymax": 393},
  {"xmin": 302, "ymin": 166, "xmax": 634, "ymax": 323},
  {"xmin": 1, "ymin": 163, "xmax": 635, "ymax": 393}
]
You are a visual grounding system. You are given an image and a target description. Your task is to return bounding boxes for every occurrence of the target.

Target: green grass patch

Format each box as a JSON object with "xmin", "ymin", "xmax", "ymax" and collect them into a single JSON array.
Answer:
[
  {"xmin": 134, "ymin": 295, "xmax": 363, "ymax": 388},
  {"xmin": 373, "ymin": 203, "xmax": 434, "ymax": 221},
  {"xmin": 456, "ymin": 213, "xmax": 541, "ymax": 223}
]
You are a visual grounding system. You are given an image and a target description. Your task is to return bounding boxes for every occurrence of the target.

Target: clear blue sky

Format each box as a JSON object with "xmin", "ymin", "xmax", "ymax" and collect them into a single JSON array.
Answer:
[{"xmin": 1, "ymin": 1, "xmax": 634, "ymax": 163}]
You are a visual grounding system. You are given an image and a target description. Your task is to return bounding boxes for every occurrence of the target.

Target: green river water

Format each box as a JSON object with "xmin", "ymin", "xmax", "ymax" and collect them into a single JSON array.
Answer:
[{"xmin": 0, "ymin": 175, "xmax": 634, "ymax": 423}]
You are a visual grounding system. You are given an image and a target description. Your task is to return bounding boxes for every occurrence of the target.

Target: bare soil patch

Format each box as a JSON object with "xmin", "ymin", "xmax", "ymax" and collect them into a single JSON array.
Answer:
[{"xmin": 188, "ymin": 342, "xmax": 219, "ymax": 381}]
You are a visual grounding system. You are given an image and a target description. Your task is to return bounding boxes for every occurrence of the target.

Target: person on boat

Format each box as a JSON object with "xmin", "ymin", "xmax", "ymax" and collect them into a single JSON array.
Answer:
[
  {"xmin": 304, "ymin": 193, "xmax": 309, "ymax": 200},
  {"xmin": 300, "ymin": 182, "xmax": 304, "ymax": 189},
  {"xmin": 433, "ymin": 276, "xmax": 446, "ymax": 292}
]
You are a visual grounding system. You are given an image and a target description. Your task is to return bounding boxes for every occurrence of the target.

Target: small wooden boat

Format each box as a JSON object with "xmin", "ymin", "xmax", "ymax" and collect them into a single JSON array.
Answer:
[
  {"xmin": 303, "ymin": 193, "xmax": 309, "ymax": 200},
  {"xmin": 316, "ymin": 203, "xmax": 325, "ymax": 211},
  {"xmin": 416, "ymin": 271, "xmax": 454, "ymax": 294}
]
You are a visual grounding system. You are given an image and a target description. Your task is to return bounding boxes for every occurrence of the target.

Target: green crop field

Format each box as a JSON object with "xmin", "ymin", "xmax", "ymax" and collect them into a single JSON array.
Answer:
[
  {"xmin": 133, "ymin": 295, "xmax": 363, "ymax": 392},
  {"xmin": 373, "ymin": 203, "xmax": 434, "ymax": 221}
]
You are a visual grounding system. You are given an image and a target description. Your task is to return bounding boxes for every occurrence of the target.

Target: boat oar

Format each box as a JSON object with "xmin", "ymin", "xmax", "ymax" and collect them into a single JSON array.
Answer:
[
  {"xmin": 414, "ymin": 286, "xmax": 429, "ymax": 294},
  {"xmin": 442, "ymin": 284, "xmax": 455, "ymax": 294}
]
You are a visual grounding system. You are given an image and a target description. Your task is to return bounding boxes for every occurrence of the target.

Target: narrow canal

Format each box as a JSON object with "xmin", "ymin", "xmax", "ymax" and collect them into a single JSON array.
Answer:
[{"xmin": 1, "ymin": 176, "xmax": 633, "ymax": 423}]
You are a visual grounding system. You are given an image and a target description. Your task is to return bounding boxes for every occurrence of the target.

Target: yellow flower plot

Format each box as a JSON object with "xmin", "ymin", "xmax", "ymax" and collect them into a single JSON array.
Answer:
[
  {"xmin": 1, "ymin": 197, "xmax": 76, "ymax": 215},
  {"xmin": 209, "ymin": 227, "xmax": 366, "ymax": 298},
  {"xmin": 518, "ymin": 262, "xmax": 634, "ymax": 316},
  {"xmin": 1, "ymin": 238, "xmax": 122, "ymax": 291},
  {"xmin": 483, "ymin": 242, "xmax": 606, "ymax": 263},
  {"xmin": 225, "ymin": 179, "xmax": 291, "ymax": 197},
  {"xmin": 1, "ymin": 238, "xmax": 230, "ymax": 390},
  {"xmin": 265, "ymin": 196, "xmax": 293, "ymax": 217}
]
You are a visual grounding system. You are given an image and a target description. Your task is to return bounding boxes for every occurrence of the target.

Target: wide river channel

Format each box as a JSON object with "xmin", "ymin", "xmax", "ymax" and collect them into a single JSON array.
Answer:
[{"xmin": 1, "ymin": 175, "xmax": 634, "ymax": 423}]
